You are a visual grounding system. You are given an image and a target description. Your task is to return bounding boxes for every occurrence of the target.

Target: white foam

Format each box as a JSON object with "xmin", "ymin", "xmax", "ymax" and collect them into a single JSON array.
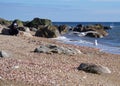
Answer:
[
  {"xmin": 53, "ymin": 36, "xmax": 69, "ymax": 41},
  {"xmin": 53, "ymin": 35, "xmax": 120, "ymax": 55}
]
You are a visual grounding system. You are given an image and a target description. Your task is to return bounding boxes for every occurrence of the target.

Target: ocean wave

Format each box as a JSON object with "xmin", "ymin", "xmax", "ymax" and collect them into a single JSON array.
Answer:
[{"xmin": 52, "ymin": 22, "xmax": 120, "ymax": 55}]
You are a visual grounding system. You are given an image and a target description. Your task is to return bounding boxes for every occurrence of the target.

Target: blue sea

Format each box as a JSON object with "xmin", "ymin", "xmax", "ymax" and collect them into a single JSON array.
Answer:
[{"xmin": 53, "ymin": 22, "xmax": 120, "ymax": 55}]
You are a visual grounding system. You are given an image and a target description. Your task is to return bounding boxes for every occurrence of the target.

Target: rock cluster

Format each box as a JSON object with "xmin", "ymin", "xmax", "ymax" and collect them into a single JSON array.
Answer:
[
  {"xmin": 0, "ymin": 17, "xmax": 68, "ymax": 38},
  {"xmin": 0, "ymin": 17, "xmax": 111, "ymax": 38},
  {"xmin": 72, "ymin": 24, "xmax": 110, "ymax": 38}
]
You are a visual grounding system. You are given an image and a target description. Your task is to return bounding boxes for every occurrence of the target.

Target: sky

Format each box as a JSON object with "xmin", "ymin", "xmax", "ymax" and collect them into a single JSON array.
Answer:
[{"xmin": 0, "ymin": 0, "xmax": 120, "ymax": 22}]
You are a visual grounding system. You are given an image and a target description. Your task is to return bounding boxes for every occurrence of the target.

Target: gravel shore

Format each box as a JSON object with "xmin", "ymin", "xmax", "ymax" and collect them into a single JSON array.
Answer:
[{"xmin": 0, "ymin": 34, "xmax": 120, "ymax": 86}]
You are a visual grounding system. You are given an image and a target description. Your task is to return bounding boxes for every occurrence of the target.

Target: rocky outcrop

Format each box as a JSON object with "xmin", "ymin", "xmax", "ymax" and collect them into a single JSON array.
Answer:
[
  {"xmin": 35, "ymin": 25, "xmax": 60, "ymax": 38},
  {"xmin": 77, "ymin": 63, "xmax": 111, "ymax": 74},
  {"xmin": 25, "ymin": 17, "xmax": 52, "ymax": 28},
  {"xmin": 34, "ymin": 44, "xmax": 82, "ymax": 55},
  {"xmin": 73, "ymin": 24, "xmax": 109, "ymax": 38}
]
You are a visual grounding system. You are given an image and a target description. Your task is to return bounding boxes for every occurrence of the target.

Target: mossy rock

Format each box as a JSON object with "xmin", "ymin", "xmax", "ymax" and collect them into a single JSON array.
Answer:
[{"xmin": 25, "ymin": 17, "xmax": 52, "ymax": 28}]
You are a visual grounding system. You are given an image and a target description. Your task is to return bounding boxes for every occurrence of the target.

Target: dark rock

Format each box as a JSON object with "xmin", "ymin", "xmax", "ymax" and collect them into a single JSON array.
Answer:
[
  {"xmin": 78, "ymin": 63, "xmax": 111, "ymax": 74},
  {"xmin": 35, "ymin": 25, "xmax": 60, "ymax": 38},
  {"xmin": 1, "ymin": 28, "xmax": 10, "ymax": 35},
  {"xmin": 34, "ymin": 44, "xmax": 82, "ymax": 55},
  {"xmin": 73, "ymin": 24, "xmax": 83, "ymax": 32},
  {"xmin": 73, "ymin": 27, "xmax": 82, "ymax": 32},
  {"xmin": 77, "ymin": 24, "xmax": 82, "ymax": 28},
  {"xmin": 58, "ymin": 25, "xmax": 68, "ymax": 35},
  {"xmin": 104, "ymin": 26, "xmax": 111, "ymax": 30},
  {"xmin": 9, "ymin": 28, "xmax": 19, "ymax": 36}
]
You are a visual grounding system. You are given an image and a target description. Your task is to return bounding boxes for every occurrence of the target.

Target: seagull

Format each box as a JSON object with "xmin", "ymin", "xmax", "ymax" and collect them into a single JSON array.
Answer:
[{"xmin": 94, "ymin": 39, "xmax": 98, "ymax": 46}]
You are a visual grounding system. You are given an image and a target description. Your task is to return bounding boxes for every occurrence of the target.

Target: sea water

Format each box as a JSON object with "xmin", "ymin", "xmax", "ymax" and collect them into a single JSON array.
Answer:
[{"xmin": 53, "ymin": 22, "xmax": 120, "ymax": 55}]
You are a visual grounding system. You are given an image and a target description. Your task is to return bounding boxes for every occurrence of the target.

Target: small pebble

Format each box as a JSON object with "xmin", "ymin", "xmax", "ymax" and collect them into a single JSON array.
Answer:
[{"xmin": 13, "ymin": 65, "xmax": 19, "ymax": 69}]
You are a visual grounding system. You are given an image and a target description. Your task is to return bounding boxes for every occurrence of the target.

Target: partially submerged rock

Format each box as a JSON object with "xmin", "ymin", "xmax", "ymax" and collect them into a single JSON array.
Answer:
[
  {"xmin": 73, "ymin": 24, "xmax": 109, "ymax": 38},
  {"xmin": 34, "ymin": 44, "xmax": 82, "ymax": 55},
  {"xmin": 58, "ymin": 24, "xmax": 69, "ymax": 35},
  {"xmin": 77, "ymin": 63, "xmax": 111, "ymax": 74}
]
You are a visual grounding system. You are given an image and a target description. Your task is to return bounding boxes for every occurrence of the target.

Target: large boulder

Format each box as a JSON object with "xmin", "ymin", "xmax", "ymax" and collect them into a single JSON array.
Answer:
[
  {"xmin": 77, "ymin": 63, "xmax": 111, "ymax": 74},
  {"xmin": 25, "ymin": 17, "xmax": 52, "ymax": 28},
  {"xmin": 35, "ymin": 25, "xmax": 60, "ymax": 38},
  {"xmin": 34, "ymin": 44, "xmax": 82, "ymax": 55}
]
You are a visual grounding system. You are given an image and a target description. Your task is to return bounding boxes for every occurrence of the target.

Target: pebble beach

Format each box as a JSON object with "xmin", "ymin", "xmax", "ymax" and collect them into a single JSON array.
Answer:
[{"xmin": 0, "ymin": 33, "xmax": 120, "ymax": 86}]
